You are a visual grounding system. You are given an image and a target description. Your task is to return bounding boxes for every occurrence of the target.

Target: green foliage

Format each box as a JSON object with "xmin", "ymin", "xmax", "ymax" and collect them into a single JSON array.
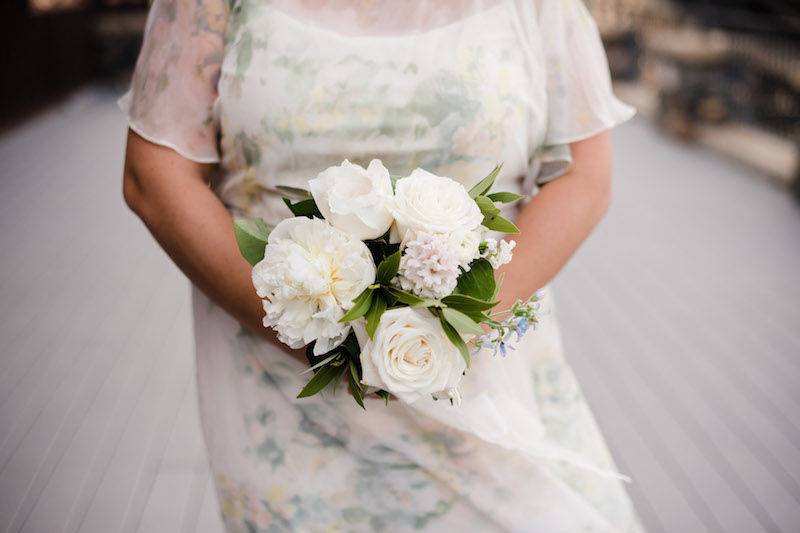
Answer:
[
  {"xmin": 376, "ymin": 251, "xmax": 401, "ymax": 284},
  {"xmin": 474, "ymin": 195, "xmax": 500, "ymax": 217},
  {"xmin": 375, "ymin": 390, "xmax": 391, "ymax": 405},
  {"xmin": 283, "ymin": 197, "xmax": 323, "ymax": 218},
  {"xmin": 437, "ymin": 311, "xmax": 471, "ymax": 368},
  {"xmin": 348, "ymin": 360, "xmax": 366, "ymax": 409},
  {"xmin": 468, "ymin": 164, "xmax": 503, "ymax": 199},
  {"xmin": 339, "ymin": 287, "xmax": 375, "ymax": 323},
  {"xmin": 481, "ymin": 212, "xmax": 520, "ymax": 234},
  {"xmin": 492, "ymin": 271, "xmax": 505, "ymax": 302},
  {"xmin": 441, "ymin": 293, "xmax": 497, "ymax": 312},
  {"xmin": 385, "ymin": 287, "xmax": 425, "ymax": 306},
  {"xmin": 275, "ymin": 185, "xmax": 312, "ymax": 200},
  {"xmin": 297, "ymin": 363, "xmax": 346, "ymax": 398},
  {"xmin": 442, "ymin": 307, "xmax": 484, "ymax": 336},
  {"xmin": 455, "ymin": 258, "xmax": 496, "ymax": 302},
  {"xmin": 487, "ymin": 191, "xmax": 526, "ymax": 204},
  {"xmin": 233, "ymin": 217, "xmax": 272, "ymax": 266},
  {"xmin": 365, "ymin": 293, "xmax": 388, "ymax": 339}
]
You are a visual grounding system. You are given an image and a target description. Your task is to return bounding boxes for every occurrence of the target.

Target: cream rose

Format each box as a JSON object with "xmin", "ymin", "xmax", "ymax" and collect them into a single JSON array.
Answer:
[
  {"xmin": 252, "ymin": 217, "xmax": 376, "ymax": 355},
  {"xmin": 389, "ymin": 168, "xmax": 484, "ymax": 244},
  {"xmin": 354, "ymin": 308, "xmax": 467, "ymax": 404},
  {"xmin": 308, "ymin": 159, "xmax": 394, "ymax": 240}
]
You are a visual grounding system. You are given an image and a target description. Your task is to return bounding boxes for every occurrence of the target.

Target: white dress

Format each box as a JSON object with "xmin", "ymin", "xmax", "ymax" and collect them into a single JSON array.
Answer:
[{"xmin": 121, "ymin": 0, "xmax": 641, "ymax": 531}]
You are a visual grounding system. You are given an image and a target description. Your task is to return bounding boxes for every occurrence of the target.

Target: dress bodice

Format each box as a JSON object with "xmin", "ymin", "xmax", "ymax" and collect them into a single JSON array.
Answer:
[
  {"xmin": 216, "ymin": 1, "xmax": 545, "ymax": 223},
  {"xmin": 121, "ymin": 0, "xmax": 634, "ymax": 224}
]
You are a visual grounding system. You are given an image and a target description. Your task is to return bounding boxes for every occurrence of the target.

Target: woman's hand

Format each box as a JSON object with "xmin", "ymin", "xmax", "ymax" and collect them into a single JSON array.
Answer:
[
  {"xmin": 496, "ymin": 131, "xmax": 614, "ymax": 309},
  {"xmin": 122, "ymin": 130, "xmax": 305, "ymax": 363}
]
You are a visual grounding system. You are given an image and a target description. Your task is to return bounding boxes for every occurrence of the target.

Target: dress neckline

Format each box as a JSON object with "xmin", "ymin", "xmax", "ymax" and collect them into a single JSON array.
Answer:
[{"xmin": 262, "ymin": 1, "xmax": 510, "ymax": 42}]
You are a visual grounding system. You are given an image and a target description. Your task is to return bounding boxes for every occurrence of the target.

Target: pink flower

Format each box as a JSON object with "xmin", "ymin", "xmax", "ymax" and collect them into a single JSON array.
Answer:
[{"xmin": 393, "ymin": 232, "xmax": 461, "ymax": 299}]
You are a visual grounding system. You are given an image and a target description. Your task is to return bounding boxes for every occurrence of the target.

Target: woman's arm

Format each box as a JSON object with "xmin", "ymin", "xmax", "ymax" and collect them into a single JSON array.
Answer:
[
  {"xmin": 122, "ymin": 131, "xmax": 300, "ymax": 360},
  {"xmin": 496, "ymin": 131, "xmax": 613, "ymax": 309}
]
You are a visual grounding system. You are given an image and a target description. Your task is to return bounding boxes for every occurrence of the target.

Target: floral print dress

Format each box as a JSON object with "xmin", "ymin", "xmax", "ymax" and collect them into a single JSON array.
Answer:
[{"xmin": 121, "ymin": 0, "xmax": 640, "ymax": 531}]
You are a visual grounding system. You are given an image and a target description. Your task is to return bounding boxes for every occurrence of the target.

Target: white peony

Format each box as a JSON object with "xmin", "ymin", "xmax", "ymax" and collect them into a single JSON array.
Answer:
[
  {"xmin": 309, "ymin": 159, "xmax": 394, "ymax": 240},
  {"xmin": 394, "ymin": 232, "xmax": 461, "ymax": 299},
  {"xmin": 251, "ymin": 217, "xmax": 376, "ymax": 355},
  {"xmin": 389, "ymin": 168, "xmax": 484, "ymax": 244},
  {"xmin": 354, "ymin": 308, "xmax": 467, "ymax": 404}
]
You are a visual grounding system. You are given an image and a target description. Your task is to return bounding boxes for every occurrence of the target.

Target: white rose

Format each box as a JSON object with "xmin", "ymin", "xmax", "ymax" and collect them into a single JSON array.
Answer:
[
  {"xmin": 252, "ymin": 217, "xmax": 376, "ymax": 355},
  {"xmin": 389, "ymin": 168, "xmax": 484, "ymax": 244},
  {"xmin": 354, "ymin": 308, "xmax": 467, "ymax": 404},
  {"xmin": 308, "ymin": 159, "xmax": 394, "ymax": 240}
]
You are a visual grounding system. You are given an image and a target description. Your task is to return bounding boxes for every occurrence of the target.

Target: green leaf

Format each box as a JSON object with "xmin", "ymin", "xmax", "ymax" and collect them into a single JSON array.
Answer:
[
  {"xmin": 442, "ymin": 307, "xmax": 484, "ymax": 336},
  {"xmin": 376, "ymin": 251, "xmax": 401, "ymax": 284},
  {"xmin": 348, "ymin": 360, "xmax": 366, "ymax": 409},
  {"xmin": 474, "ymin": 195, "xmax": 500, "ymax": 217},
  {"xmin": 275, "ymin": 185, "xmax": 312, "ymax": 200},
  {"xmin": 339, "ymin": 288, "xmax": 374, "ymax": 323},
  {"xmin": 297, "ymin": 363, "xmax": 345, "ymax": 398},
  {"xmin": 300, "ymin": 352, "xmax": 342, "ymax": 375},
  {"xmin": 375, "ymin": 390, "xmax": 391, "ymax": 405},
  {"xmin": 385, "ymin": 287, "xmax": 425, "ymax": 306},
  {"xmin": 481, "ymin": 213, "xmax": 520, "ymax": 234},
  {"xmin": 340, "ymin": 330, "xmax": 361, "ymax": 357},
  {"xmin": 487, "ymin": 191, "xmax": 526, "ymax": 204},
  {"xmin": 283, "ymin": 197, "xmax": 322, "ymax": 218},
  {"xmin": 438, "ymin": 313, "xmax": 471, "ymax": 367},
  {"xmin": 365, "ymin": 293, "xmax": 387, "ymax": 339},
  {"xmin": 456, "ymin": 258, "xmax": 496, "ymax": 301},
  {"xmin": 492, "ymin": 271, "xmax": 505, "ymax": 302},
  {"xmin": 442, "ymin": 293, "xmax": 498, "ymax": 312},
  {"xmin": 233, "ymin": 217, "xmax": 272, "ymax": 266},
  {"xmin": 468, "ymin": 163, "xmax": 503, "ymax": 199}
]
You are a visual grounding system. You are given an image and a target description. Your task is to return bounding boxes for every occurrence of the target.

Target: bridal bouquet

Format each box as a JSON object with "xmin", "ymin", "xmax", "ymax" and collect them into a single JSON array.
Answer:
[{"xmin": 234, "ymin": 160, "xmax": 542, "ymax": 408}]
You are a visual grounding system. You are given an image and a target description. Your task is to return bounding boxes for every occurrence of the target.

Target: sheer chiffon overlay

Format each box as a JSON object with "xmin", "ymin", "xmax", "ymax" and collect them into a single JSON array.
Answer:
[{"xmin": 122, "ymin": 0, "xmax": 640, "ymax": 531}]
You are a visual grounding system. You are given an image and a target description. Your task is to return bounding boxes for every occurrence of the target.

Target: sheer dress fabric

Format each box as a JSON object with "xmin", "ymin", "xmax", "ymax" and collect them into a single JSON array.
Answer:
[{"xmin": 121, "ymin": 0, "xmax": 640, "ymax": 531}]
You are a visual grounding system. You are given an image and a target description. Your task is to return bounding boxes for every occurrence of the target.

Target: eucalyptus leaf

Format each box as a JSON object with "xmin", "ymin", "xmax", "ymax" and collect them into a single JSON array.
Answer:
[
  {"xmin": 442, "ymin": 307, "xmax": 484, "ymax": 336},
  {"xmin": 438, "ymin": 313, "xmax": 471, "ymax": 367},
  {"xmin": 468, "ymin": 163, "xmax": 503, "ymax": 199},
  {"xmin": 365, "ymin": 293, "xmax": 387, "ymax": 339},
  {"xmin": 233, "ymin": 217, "xmax": 272, "ymax": 266},
  {"xmin": 456, "ymin": 258, "xmax": 496, "ymax": 301},
  {"xmin": 297, "ymin": 363, "xmax": 344, "ymax": 398},
  {"xmin": 376, "ymin": 251, "xmax": 401, "ymax": 284},
  {"xmin": 487, "ymin": 191, "xmax": 526, "ymax": 204},
  {"xmin": 339, "ymin": 288, "xmax": 374, "ymax": 323}
]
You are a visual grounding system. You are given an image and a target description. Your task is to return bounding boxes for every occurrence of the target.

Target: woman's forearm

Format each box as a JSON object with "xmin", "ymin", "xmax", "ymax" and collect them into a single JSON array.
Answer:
[
  {"xmin": 496, "ymin": 131, "xmax": 613, "ymax": 309},
  {"xmin": 122, "ymin": 131, "xmax": 298, "ymax": 359}
]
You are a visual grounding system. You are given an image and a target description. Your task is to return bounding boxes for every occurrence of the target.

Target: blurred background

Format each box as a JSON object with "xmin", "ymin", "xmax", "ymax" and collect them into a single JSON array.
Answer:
[{"xmin": 0, "ymin": 1, "xmax": 798, "ymax": 532}]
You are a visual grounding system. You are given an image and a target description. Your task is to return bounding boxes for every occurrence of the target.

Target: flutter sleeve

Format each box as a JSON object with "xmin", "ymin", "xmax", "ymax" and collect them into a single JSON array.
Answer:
[
  {"xmin": 119, "ymin": 0, "xmax": 228, "ymax": 163},
  {"xmin": 528, "ymin": 0, "xmax": 636, "ymax": 185}
]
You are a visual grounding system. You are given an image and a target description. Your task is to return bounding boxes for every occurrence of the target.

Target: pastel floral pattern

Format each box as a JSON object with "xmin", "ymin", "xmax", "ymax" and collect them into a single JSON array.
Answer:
[{"xmin": 123, "ymin": 0, "xmax": 639, "ymax": 531}]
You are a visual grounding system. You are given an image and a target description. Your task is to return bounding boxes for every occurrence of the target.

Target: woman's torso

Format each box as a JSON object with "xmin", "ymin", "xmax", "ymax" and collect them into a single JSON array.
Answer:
[{"xmin": 213, "ymin": 0, "xmax": 547, "ymax": 223}]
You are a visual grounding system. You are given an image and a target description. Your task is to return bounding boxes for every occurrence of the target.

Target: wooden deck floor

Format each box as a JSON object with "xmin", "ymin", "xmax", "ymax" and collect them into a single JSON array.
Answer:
[{"xmin": 0, "ymin": 86, "xmax": 799, "ymax": 533}]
